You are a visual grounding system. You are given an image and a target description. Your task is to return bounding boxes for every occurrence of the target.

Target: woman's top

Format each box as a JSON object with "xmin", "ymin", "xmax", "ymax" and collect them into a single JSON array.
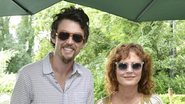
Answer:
[{"xmin": 96, "ymin": 94, "xmax": 163, "ymax": 104}]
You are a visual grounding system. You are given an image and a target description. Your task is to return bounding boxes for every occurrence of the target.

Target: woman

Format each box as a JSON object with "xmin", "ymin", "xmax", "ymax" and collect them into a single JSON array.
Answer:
[{"xmin": 97, "ymin": 43, "xmax": 163, "ymax": 104}]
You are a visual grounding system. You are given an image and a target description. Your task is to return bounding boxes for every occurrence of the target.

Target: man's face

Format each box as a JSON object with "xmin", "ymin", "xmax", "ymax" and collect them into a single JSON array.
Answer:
[{"xmin": 52, "ymin": 19, "xmax": 85, "ymax": 63}]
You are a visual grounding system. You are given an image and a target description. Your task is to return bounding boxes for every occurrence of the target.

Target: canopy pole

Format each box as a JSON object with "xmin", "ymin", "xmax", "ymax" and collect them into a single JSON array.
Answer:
[
  {"xmin": 168, "ymin": 20, "xmax": 176, "ymax": 104},
  {"xmin": 170, "ymin": 20, "xmax": 176, "ymax": 78}
]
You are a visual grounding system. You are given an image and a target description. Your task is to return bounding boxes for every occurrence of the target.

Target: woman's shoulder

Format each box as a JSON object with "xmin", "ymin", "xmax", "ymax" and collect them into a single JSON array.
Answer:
[
  {"xmin": 150, "ymin": 94, "xmax": 163, "ymax": 104},
  {"xmin": 144, "ymin": 94, "xmax": 163, "ymax": 104},
  {"xmin": 96, "ymin": 96, "xmax": 111, "ymax": 104}
]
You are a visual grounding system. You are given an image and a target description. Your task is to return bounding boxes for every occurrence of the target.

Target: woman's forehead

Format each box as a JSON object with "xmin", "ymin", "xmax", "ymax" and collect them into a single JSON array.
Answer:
[{"xmin": 121, "ymin": 51, "xmax": 142, "ymax": 61}]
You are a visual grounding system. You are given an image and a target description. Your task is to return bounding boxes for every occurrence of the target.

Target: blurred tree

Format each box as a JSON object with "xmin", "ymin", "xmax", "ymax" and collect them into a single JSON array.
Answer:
[
  {"xmin": 0, "ymin": 50, "xmax": 17, "ymax": 76},
  {"xmin": 6, "ymin": 16, "xmax": 34, "ymax": 73},
  {"xmin": 0, "ymin": 17, "xmax": 14, "ymax": 50}
]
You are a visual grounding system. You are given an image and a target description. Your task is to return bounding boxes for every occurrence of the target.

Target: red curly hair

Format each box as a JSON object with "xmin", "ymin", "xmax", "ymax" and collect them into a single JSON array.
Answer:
[{"xmin": 105, "ymin": 43, "xmax": 154, "ymax": 95}]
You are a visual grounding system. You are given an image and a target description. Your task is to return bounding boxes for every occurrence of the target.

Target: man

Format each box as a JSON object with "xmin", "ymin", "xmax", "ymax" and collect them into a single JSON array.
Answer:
[{"xmin": 11, "ymin": 6, "xmax": 93, "ymax": 104}]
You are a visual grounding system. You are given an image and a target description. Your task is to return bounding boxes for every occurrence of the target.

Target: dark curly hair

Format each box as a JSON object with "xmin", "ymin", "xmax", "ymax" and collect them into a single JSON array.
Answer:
[
  {"xmin": 105, "ymin": 43, "xmax": 154, "ymax": 96},
  {"xmin": 50, "ymin": 6, "xmax": 89, "ymax": 47}
]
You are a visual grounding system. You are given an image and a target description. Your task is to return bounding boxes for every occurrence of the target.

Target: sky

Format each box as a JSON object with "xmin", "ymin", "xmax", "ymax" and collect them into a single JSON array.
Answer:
[
  {"xmin": 9, "ymin": 16, "xmax": 21, "ymax": 39},
  {"xmin": 10, "ymin": 16, "xmax": 21, "ymax": 26}
]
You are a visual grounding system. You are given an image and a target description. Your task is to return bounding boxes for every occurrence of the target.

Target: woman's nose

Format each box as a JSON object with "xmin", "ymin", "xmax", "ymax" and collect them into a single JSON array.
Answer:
[{"xmin": 127, "ymin": 65, "xmax": 134, "ymax": 72}]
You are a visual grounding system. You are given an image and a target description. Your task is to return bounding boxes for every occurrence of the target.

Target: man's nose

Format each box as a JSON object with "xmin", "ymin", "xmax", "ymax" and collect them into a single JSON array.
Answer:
[{"xmin": 66, "ymin": 36, "xmax": 74, "ymax": 44}]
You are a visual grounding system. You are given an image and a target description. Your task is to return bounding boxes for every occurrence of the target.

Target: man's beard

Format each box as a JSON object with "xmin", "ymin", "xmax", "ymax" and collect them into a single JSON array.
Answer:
[
  {"xmin": 60, "ymin": 55, "xmax": 75, "ymax": 64},
  {"xmin": 59, "ymin": 44, "xmax": 75, "ymax": 64}
]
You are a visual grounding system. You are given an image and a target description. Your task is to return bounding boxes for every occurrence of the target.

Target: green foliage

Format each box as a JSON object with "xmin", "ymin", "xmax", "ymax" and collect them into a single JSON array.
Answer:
[
  {"xmin": 0, "ymin": 50, "xmax": 15, "ymax": 93},
  {"xmin": 170, "ymin": 75, "xmax": 185, "ymax": 94},
  {"xmin": 154, "ymin": 73, "xmax": 170, "ymax": 93},
  {"xmin": 0, "ymin": 74, "xmax": 15, "ymax": 93},
  {"xmin": 0, "ymin": 17, "xmax": 12, "ymax": 50},
  {"xmin": 160, "ymin": 94, "xmax": 185, "ymax": 104},
  {"xmin": 5, "ymin": 16, "xmax": 34, "ymax": 73},
  {"xmin": 154, "ymin": 74, "xmax": 185, "ymax": 94},
  {"xmin": 6, "ymin": 50, "xmax": 32, "ymax": 73},
  {"xmin": 87, "ymin": 55, "xmax": 106, "ymax": 102},
  {"xmin": 0, "ymin": 50, "xmax": 18, "ymax": 74},
  {"xmin": 33, "ymin": 38, "xmax": 53, "ymax": 61}
]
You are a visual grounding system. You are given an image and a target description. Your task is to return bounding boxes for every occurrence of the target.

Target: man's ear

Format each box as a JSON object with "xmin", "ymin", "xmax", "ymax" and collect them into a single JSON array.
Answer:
[
  {"xmin": 81, "ymin": 43, "xmax": 86, "ymax": 49},
  {"xmin": 51, "ymin": 38, "xmax": 56, "ymax": 44}
]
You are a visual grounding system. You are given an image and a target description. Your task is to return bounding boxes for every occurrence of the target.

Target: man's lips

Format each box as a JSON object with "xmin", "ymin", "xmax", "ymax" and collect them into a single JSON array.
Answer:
[
  {"xmin": 63, "ymin": 45, "xmax": 75, "ymax": 52},
  {"xmin": 63, "ymin": 47, "xmax": 74, "ymax": 51}
]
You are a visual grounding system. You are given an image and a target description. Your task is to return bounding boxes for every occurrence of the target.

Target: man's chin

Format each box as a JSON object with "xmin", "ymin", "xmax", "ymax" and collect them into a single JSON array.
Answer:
[{"xmin": 62, "ymin": 57, "xmax": 74, "ymax": 64}]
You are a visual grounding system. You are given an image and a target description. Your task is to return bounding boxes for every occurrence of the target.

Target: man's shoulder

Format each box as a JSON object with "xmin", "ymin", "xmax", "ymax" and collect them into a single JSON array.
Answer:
[{"xmin": 18, "ymin": 59, "xmax": 43, "ymax": 74}]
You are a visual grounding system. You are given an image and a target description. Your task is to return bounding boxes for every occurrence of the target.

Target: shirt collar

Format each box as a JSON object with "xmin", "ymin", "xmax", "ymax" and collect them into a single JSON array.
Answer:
[
  {"xmin": 72, "ymin": 63, "xmax": 83, "ymax": 75},
  {"xmin": 43, "ymin": 52, "xmax": 53, "ymax": 74}
]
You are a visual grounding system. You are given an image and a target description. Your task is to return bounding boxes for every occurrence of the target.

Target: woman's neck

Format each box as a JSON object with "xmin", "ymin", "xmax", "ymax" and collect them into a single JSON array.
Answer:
[{"xmin": 112, "ymin": 86, "xmax": 143, "ymax": 104}]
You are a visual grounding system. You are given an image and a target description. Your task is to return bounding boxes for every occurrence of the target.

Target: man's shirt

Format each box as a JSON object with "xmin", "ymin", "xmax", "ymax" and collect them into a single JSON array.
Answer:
[{"xmin": 10, "ymin": 53, "xmax": 94, "ymax": 104}]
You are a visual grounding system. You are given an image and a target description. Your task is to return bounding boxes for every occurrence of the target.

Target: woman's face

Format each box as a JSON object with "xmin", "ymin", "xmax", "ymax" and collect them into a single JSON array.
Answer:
[{"xmin": 116, "ymin": 51, "xmax": 143, "ymax": 88}]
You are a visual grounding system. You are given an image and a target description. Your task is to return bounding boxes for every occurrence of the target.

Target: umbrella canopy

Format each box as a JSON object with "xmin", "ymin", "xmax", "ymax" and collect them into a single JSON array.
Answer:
[
  {"xmin": 0, "ymin": 0, "xmax": 61, "ymax": 16},
  {"xmin": 67, "ymin": 0, "xmax": 185, "ymax": 22},
  {"xmin": 1, "ymin": 0, "xmax": 185, "ymax": 22}
]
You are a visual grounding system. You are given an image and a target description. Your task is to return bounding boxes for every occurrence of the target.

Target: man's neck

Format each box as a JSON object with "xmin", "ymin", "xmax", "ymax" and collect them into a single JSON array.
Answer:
[{"xmin": 50, "ymin": 53, "xmax": 74, "ymax": 90}]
